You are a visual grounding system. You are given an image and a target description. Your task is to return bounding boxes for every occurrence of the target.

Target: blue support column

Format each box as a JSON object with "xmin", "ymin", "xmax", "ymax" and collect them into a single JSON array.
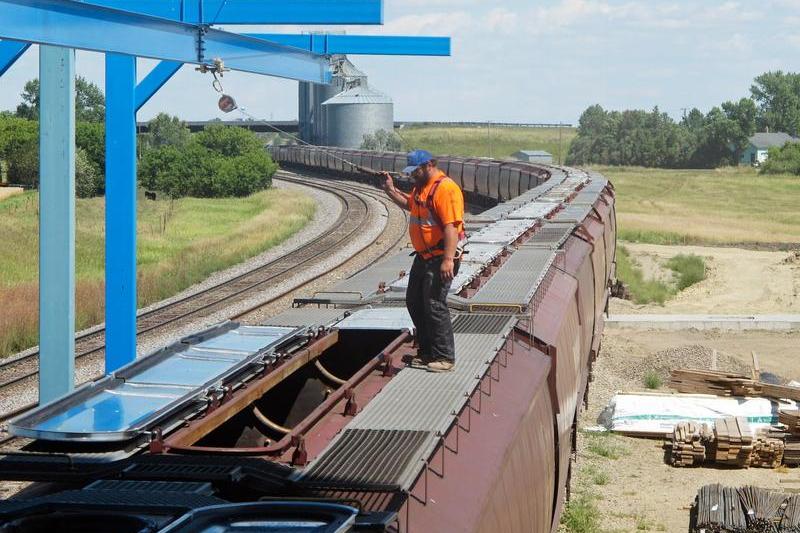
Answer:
[
  {"xmin": 38, "ymin": 45, "xmax": 75, "ymax": 404},
  {"xmin": 104, "ymin": 53, "xmax": 137, "ymax": 374}
]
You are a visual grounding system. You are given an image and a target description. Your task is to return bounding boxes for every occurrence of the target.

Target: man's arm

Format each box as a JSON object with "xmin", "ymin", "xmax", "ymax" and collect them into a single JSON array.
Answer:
[
  {"xmin": 381, "ymin": 172, "xmax": 410, "ymax": 210},
  {"xmin": 440, "ymin": 224, "xmax": 458, "ymax": 282}
]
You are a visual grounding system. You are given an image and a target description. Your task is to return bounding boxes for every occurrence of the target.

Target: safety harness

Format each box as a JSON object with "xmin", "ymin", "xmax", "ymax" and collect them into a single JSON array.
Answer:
[{"xmin": 411, "ymin": 177, "xmax": 468, "ymax": 260}]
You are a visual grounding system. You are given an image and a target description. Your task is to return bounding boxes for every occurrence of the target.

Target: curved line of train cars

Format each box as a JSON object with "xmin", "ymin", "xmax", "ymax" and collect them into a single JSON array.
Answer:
[
  {"xmin": 0, "ymin": 146, "xmax": 617, "ymax": 533},
  {"xmin": 272, "ymin": 145, "xmax": 618, "ymax": 532}
]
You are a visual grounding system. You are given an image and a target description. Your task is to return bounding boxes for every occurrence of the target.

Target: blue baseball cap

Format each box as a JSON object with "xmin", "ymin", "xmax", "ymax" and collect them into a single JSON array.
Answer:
[{"xmin": 402, "ymin": 149, "xmax": 434, "ymax": 175}]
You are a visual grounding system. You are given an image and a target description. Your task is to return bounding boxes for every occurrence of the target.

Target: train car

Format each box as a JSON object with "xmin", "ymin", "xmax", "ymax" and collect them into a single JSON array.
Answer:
[{"xmin": 0, "ymin": 148, "xmax": 616, "ymax": 533}]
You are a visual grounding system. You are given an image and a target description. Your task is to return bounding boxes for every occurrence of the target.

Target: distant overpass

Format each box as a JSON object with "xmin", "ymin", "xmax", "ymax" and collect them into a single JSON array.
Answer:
[{"xmin": 135, "ymin": 120, "xmax": 573, "ymax": 133}]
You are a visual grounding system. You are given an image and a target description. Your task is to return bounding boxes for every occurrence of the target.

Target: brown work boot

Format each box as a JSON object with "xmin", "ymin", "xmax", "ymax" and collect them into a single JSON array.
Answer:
[
  {"xmin": 426, "ymin": 359, "xmax": 455, "ymax": 373},
  {"xmin": 408, "ymin": 353, "xmax": 432, "ymax": 368}
]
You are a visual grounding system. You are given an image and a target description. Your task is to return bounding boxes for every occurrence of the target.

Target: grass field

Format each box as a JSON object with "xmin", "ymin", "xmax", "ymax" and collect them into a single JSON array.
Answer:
[
  {"xmin": 0, "ymin": 188, "xmax": 315, "ymax": 357},
  {"xmin": 599, "ymin": 166, "xmax": 800, "ymax": 246},
  {"xmin": 398, "ymin": 126, "xmax": 799, "ymax": 246},
  {"xmin": 399, "ymin": 125, "xmax": 577, "ymax": 161}
]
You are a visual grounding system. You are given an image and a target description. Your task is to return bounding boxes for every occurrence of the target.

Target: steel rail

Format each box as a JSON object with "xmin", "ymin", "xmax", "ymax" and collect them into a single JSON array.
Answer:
[{"xmin": 0, "ymin": 174, "xmax": 397, "ymax": 422}]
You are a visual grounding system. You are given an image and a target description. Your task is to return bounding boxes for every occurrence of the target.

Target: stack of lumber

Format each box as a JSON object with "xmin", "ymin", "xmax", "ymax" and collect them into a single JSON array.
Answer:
[
  {"xmin": 784, "ymin": 436, "xmax": 800, "ymax": 466},
  {"xmin": 751, "ymin": 429, "xmax": 785, "ymax": 469},
  {"xmin": 665, "ymin": 422, "xmax": 712, "ymax": 467},
  {"xmin": 670, "ymin": 369, "xmax": 800, "ymax": 402},
  {"xmin": 670, "ymin": 369, "xmax": 761, "ymax": 397},
  {"xmin": 713, "ymin": 416, "xmax": 754, "ymax": 467}
]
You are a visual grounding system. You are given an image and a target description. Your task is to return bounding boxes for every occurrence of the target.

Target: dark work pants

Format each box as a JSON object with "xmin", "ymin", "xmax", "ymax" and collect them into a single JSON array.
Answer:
[{"xmin": 406, "ymin": 255, "xmax": 459, "ymax": 362}]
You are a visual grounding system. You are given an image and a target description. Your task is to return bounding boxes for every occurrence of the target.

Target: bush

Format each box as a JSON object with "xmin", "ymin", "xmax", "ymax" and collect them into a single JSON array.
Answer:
[
  {"xmin": 76, "ymin": 121, "xmax": 105, "ymax": 177},
  {"xmin": 643, "ymin": 371, "xmax": 663, "ymax": 389},
  {"xmin": 196, "ymin": 124, "xmax": 263, "ymax": 157},
  {"xmin": 665, "ymin": 254, "xmax": 706, "ymax": 290},
  {"xmin": 0, "ymin": 116, "xmax": 105, "ymax": 189},
  {"xmin": 140, "ymin": 113, "xmax": 191, "ymax": 150},
  {"xmin": 0, "ymin": 117, "xmax": 38, "ymax": 187},
  {"xmin": 761, "ymin": 142, "xmax": 800, "ymax": 175},
  {"xmin": 75, "ymin": 148, "xmax": 103, "ymax": 198},
  {"xmin": 139, "ymin": 126, "xmax": 277, "ymax": 198},
  {"xmin": 361, "ymin": 129, "xmax": 403, "ymax": 151}
]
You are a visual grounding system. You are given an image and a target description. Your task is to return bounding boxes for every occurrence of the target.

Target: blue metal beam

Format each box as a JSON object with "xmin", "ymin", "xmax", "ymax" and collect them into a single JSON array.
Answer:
[
  {"xmin": 135, "ymin": 33, "xmax": 450, "ymax": 108},
  {"xmin": 0, "ymin": 0, "xmax": 332, "ymax": 83},
  {"xmin": 135, "ymin": 60, "xmax": 181, "ymax": 111},
  {"xmin": 38, "ymin": 45, "xmax": 75, "ymax": 403},
  {"xmin": 0, "ymin": 39, "xmax": 29, "ymax": 76},
  {"xmin": 248, "ymin": 34, "xmax": 451, "ymax": 56},
  {"xmin": 105, "ymin": 53, "xmax": 138, "ymax": 373},
  {"xmin": 82, "ymin": 1, "xmax": 384, "ymax": 25}
]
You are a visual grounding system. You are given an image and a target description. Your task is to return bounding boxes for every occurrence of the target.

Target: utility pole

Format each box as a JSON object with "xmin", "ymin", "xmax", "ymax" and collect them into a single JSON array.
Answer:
[
  {"xmin": 487, "ymin": 120, "xmax": 492, "ymax": 158},
  {"xmin": 558, "ymin": 122, "xmax": 563, "ymax": 165}
]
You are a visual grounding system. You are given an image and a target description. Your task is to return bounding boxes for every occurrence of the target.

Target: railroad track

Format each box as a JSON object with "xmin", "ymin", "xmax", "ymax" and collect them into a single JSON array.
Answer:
[{"xmin": 0, "ymin": 172, "xmax": 405, "ymax": 424}]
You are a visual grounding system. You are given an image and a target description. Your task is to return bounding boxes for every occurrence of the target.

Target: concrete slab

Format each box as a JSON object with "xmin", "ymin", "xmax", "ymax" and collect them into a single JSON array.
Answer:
[{"xmin": 606, "ymin": 314, "xmax": 800, "ymax": 331}]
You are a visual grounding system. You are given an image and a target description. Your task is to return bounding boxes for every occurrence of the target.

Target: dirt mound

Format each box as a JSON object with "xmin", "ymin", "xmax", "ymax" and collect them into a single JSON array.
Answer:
[{"xmin": 625, "ymin": 344, "xmax": 752, "ymax": 384}]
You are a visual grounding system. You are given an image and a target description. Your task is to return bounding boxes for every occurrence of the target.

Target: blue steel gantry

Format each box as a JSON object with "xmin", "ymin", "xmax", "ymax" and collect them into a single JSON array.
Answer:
[{"xmin": 0, "ymin": 0, "xmax": 450, "ymax": 404}]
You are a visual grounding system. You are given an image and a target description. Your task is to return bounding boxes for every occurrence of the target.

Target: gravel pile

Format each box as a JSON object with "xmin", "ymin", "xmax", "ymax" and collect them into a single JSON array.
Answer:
[
  {"xmin": 628, "ymin": 345, "xmax": 753, "ymax": 384},
  {"xmin": 587, "ymin": 339, "xmax": 756, "ymax": 423}
]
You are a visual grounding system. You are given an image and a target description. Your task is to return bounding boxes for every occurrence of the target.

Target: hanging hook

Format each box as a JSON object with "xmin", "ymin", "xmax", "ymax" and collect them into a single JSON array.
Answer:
[{"xmin": 211, "ymin": 71, "xmax": 224, "ymax": 93}]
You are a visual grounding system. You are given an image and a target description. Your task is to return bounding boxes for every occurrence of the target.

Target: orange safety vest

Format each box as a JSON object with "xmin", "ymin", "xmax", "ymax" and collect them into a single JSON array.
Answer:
[{"xmin": 409, "ymin": 173, "xmax": 466, "ymax": 260}]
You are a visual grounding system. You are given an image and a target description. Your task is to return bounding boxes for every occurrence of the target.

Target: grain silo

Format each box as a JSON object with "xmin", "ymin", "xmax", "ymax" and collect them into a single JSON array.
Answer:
[
  {"xmin": 322, "ymin": 85, "xmax": 394, "ymax": 149},
  {"xmin": 298, "ymin": 56, "xmax": 366, "ymax": 145}
]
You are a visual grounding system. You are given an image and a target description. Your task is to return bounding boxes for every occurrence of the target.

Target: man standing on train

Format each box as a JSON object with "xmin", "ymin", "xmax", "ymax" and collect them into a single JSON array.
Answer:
[{"xmin": 380, "ymin": 150, "xmax": 466, "ymax": 373}]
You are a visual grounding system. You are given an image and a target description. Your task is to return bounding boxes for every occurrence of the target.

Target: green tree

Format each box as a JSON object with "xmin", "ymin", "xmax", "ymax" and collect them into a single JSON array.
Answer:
[
  {"xmin": 76, "ymin": 121, "xmax": 105, "ymax": 178},
  {"xmin": 750, "ymin": 71, "xmax": 800, "ymax": 135},
  {"xmin": 75, "ymin": 147, "xmax": 103, "ymax": 198},
  {"xmin": 361, "ymin": 129, "xmax": 403, "ymax": 151},
  {"xmin": 16, "ymin": 76, "xmax": 106, "ymax": 122},
  {"xmin": 139, "ymin": 126, "xmax": 277, "ymax": 198},
  {"xmin": 195, "ymin": 124, "xmax": 263, "ymax": 157},
  {"xmin": 760, "ymin": 142, "xmax": 800, "ymax": 175},
  {"xmin": 0, "ymin": 116, "xmax": 39, "ymax": 186},
  {"xmin": 139, "ymin": 113, "xmax": 191, "ymax": 151}
]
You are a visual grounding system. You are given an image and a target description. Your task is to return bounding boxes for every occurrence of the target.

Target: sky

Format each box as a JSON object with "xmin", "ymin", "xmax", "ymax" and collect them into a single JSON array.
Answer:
[{"xmin": 2, "ymin": 0, "xmax": 800, "ymax": 124}]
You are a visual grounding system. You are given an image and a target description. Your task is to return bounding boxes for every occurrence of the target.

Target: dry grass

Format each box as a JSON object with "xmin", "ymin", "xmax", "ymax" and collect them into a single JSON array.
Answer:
[
  {"xmin": 0, "ymin": 188, "xmax": 316, "ymax": 357},
  {"xmin": 597, "ymin": 166, "xmax": 800, "ymax": 245},
  {"xmin": 399, "ymin": 125, "xmax": 577, "ymax": 161}
]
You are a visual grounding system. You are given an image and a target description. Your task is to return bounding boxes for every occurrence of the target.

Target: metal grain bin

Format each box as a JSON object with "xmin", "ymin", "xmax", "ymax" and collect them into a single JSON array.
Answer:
[
  {"xmin": 298, "ymin": 81, "xmax": 343, "ymax": 145},
  {"xmin": 323, "ymin": 86, "xmax": 394, "ymax": 149}
]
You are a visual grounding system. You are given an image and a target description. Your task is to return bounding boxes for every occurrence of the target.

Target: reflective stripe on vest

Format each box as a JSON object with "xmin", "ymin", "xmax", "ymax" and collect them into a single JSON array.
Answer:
[{"xmin": 409, "ymin": 214, "xmax": 438, "ymax": 227}]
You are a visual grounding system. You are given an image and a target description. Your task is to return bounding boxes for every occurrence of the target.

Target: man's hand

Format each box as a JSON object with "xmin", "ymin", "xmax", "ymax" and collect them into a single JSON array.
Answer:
[
  {"xmin": 440, "ymin": 257, "xmax": 455, "ymax": 283},
  {"xmin": 380, "ymin": 171, "xmax": 394, "ymax": 191}
]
